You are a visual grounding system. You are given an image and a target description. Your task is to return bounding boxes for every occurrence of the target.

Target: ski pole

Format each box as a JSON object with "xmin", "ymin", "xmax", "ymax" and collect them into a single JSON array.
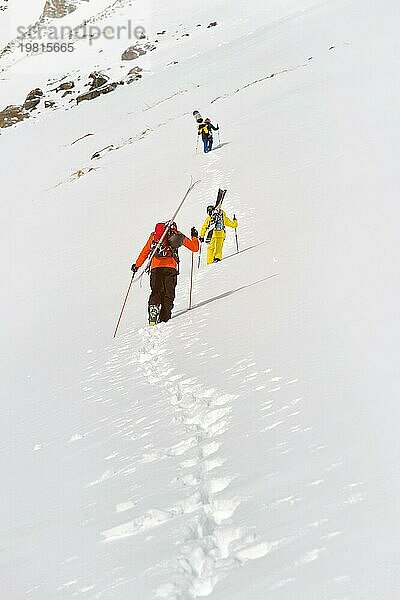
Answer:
[
  {"xmin": 233, "ymin": 213, "xmax": 239, "ymax": 253},
  {"xmin": 195, "ymin": 135, "xmax": 199, "ymax": 154},
  {"xmin": 113, "ymin": 273, "xmax": 135, "ymax": 338},
  {"xmin": 189, "ymin": 251, "xmax": 194, "ymax": 310},
  {"xmin": 197, "ymin": 240, "xmax": 202, "ymax": 269},
  {"xmin": 217, "ymin": 126, "xmax": 221, "ymax": 146}
]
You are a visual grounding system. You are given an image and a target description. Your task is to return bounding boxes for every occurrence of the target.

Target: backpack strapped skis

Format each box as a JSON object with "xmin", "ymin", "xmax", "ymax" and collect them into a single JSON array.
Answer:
[
  {"xmin": 206, "ymin": 188, "xmax": 227, "ymax": 244},
  {"xmin": 135, "ymin": 179, "xmax": 200, "ymax": 283},
  {"xmin": 193, "ymin": 110, "xmax": 203, "ymax": 123},
  {"xmin": 150, "ymin": 222, "xmax": 184, "ymax": 258},
  {"xmin": 147, "ymin": 222, "xmax": 185, "ymax": 274}
]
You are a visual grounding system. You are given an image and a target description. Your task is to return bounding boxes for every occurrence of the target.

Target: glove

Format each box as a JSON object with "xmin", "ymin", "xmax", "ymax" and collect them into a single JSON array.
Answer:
[
  {"xmin": 216, "ymin": 124, "xmax": 219, "ymax": 130},
  {"xmin": 191, "ymin": 227, "xmax": 198, "ymax": 238},
  {"xmin": 199, "ymin": 236, "xmax": 204, "ymax": 243},
  {"xmin": 131, "ymin": 263, "xmax": 138, "ymax": 274}
]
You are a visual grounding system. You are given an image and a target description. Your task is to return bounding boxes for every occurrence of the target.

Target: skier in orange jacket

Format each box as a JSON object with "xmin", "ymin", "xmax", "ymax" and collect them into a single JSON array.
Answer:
[{"xmin": 131, "ymin": 221, "xmax": 199, "ymax": 325}]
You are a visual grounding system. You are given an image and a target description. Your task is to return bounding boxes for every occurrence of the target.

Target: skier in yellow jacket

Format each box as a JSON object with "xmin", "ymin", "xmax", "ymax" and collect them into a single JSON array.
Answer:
[{"xmin": 199, "ymin": 205, "xmax": 238, "ymax": 264}]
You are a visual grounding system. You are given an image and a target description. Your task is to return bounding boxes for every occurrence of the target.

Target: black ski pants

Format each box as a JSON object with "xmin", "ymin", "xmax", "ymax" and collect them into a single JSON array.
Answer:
[{"xmin": 149, "ymin": 267, "xmax": 177, "ymax": 322}]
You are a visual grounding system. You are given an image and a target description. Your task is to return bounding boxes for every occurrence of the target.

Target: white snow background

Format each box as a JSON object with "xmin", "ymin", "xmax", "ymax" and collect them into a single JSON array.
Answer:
[{"xmin": 1, "ymin": 0, "xmax": 399, "ymax": 598}]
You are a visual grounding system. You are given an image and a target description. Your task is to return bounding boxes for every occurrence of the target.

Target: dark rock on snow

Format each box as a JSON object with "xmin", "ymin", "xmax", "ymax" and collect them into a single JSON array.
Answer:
[
  {"xmin": 56, "ymin": 81, "xmax": 75, "ymax": 92},
  {"xmin": 121, "ymin": 44, "xmax": 146, "ymax": 61},
  {"xmin": 76, "ymin": 82, "xmax": 118, "ymax": 104},
  {"xmin": 127, "ymin": 66, "xmax": 142, "ymax": 84},
  {"xmin": 42, "ymin": 0, "xmax": 77, "ymax": 19},
  {"xmin": 89, "ymin": 72, "xmax": 109, "ymax": 90},
  {"xmin": 0, "ymin": 105, "xmax": 29, "ymax": 128},
  {"xmin": 23, "ymin": 88, "xmax": 43, "ymax": 111}
]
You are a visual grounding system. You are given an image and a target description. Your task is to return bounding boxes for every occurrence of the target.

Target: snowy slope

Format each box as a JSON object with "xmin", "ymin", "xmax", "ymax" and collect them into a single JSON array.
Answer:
[{"xmin": 1, "ymin": 0, "xmax": 400, "ymax": 598}]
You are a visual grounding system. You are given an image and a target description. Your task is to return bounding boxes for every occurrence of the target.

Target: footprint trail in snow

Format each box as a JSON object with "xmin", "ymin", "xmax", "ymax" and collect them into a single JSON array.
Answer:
[{"xmin": 102, "ymin": 325, "xmax": 271, "ymax": 598}]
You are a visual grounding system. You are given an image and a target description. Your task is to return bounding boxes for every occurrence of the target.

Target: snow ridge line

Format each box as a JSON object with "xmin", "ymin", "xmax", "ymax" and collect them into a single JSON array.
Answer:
[
  {"xmin": 210, "ymin": 45, "xmax": 344, "ymax": 104},
  {"xmin": 130, "ymin": 326, "xmax": 271, "ymax": 599}
]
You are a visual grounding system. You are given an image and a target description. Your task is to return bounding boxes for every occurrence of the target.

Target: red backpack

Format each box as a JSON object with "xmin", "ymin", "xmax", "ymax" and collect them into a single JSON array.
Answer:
[{"xmin": 151, "ymin": 222, "xmax": 184, "ymax": 258}]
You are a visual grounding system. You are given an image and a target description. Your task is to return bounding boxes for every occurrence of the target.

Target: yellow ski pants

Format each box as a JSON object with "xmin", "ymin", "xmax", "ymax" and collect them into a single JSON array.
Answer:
[{"xmin": 207, "ymin": 230, "xmax": 226, "ymax": 264}]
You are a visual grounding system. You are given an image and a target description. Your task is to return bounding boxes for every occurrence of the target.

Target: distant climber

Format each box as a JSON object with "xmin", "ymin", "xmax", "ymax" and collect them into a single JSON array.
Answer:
[
  {"xmin": 131, "ymin": 222, "xmax": 199, "ymax": 325},
  {"xmin": 197, "ymin": 117, "xmax": 219, "ymax": 153},
  {"xmin": 199, "ymin": 205, "xmax": 237, "ymax": 264}
]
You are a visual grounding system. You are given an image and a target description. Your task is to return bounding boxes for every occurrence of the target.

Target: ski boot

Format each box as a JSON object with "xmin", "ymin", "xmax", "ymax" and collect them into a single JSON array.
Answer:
[
  {"xmin": 213, "ymin": 257, "xmax": 221, "ymax": 263},
  {"xmin": 148, "ymin": 304, "xmax": 160, "ymax": 327}
]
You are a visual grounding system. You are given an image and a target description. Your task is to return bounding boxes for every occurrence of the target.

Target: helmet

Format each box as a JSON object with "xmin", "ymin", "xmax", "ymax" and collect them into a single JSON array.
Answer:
[
  {"xmin": 205, "ymin": 118, "xmax": 211, "ymax": 123},
  {"xmin": 207, "ymin": 205, "xmax": 214, "ymax": 215}
]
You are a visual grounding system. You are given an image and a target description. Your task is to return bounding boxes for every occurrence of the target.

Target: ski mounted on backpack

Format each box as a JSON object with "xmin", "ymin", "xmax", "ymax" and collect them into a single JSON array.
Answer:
[
  {"xmin": 135, "ymin": 179, "xmax": 200, "ymax": 283},
  {"xmin": 194, "ymin": 111, "xmax": 203, "ymax": 154},
  {"xmin": 150, "ymin": 223, "xmax": 184, "ymax": 258},
  {"xmin": 193, "ymin": 110, "xmax": 203, "ymax": 123},
  {"xmin": 215, "ymin": 188, "xmax": 227, "ymax": 210},
  {"xmin": 205, "ymin": 188, "xmax": 227, "ymax": 243},
  {"xmin": 148, "ymin": 222, "xmax": 185, "ymax": 274}
]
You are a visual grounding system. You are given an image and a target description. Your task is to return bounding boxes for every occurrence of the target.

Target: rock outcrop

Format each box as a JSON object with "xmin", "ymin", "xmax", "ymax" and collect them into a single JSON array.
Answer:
[
  {"xmin": 56, "ymin": 81, "xmax": 75, "ymax": 92},
  {"xmin": 42, "ymin": 0, "xmax": 77, "ymax": 19},
  {"xmin": 88, "ymin": 72, "xmax": 109, "ymax": 90},
  {"xmin": 127, "ymin": 66, "xmax": 143, "ymax": 84},
  {"xmin": 121, "ymin": 44, "xmax": 147, "ymax": 61},
  {"xmin": 23, "ymin": 88, "xmax": 43, "ymax": 111},
  {"xmin": 0, "ymin": 105, "xmax": 29, "ymax": 128},
  {"xmin": 76, "ymin": 82, "xmax": 119, "ymax": 104}
]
